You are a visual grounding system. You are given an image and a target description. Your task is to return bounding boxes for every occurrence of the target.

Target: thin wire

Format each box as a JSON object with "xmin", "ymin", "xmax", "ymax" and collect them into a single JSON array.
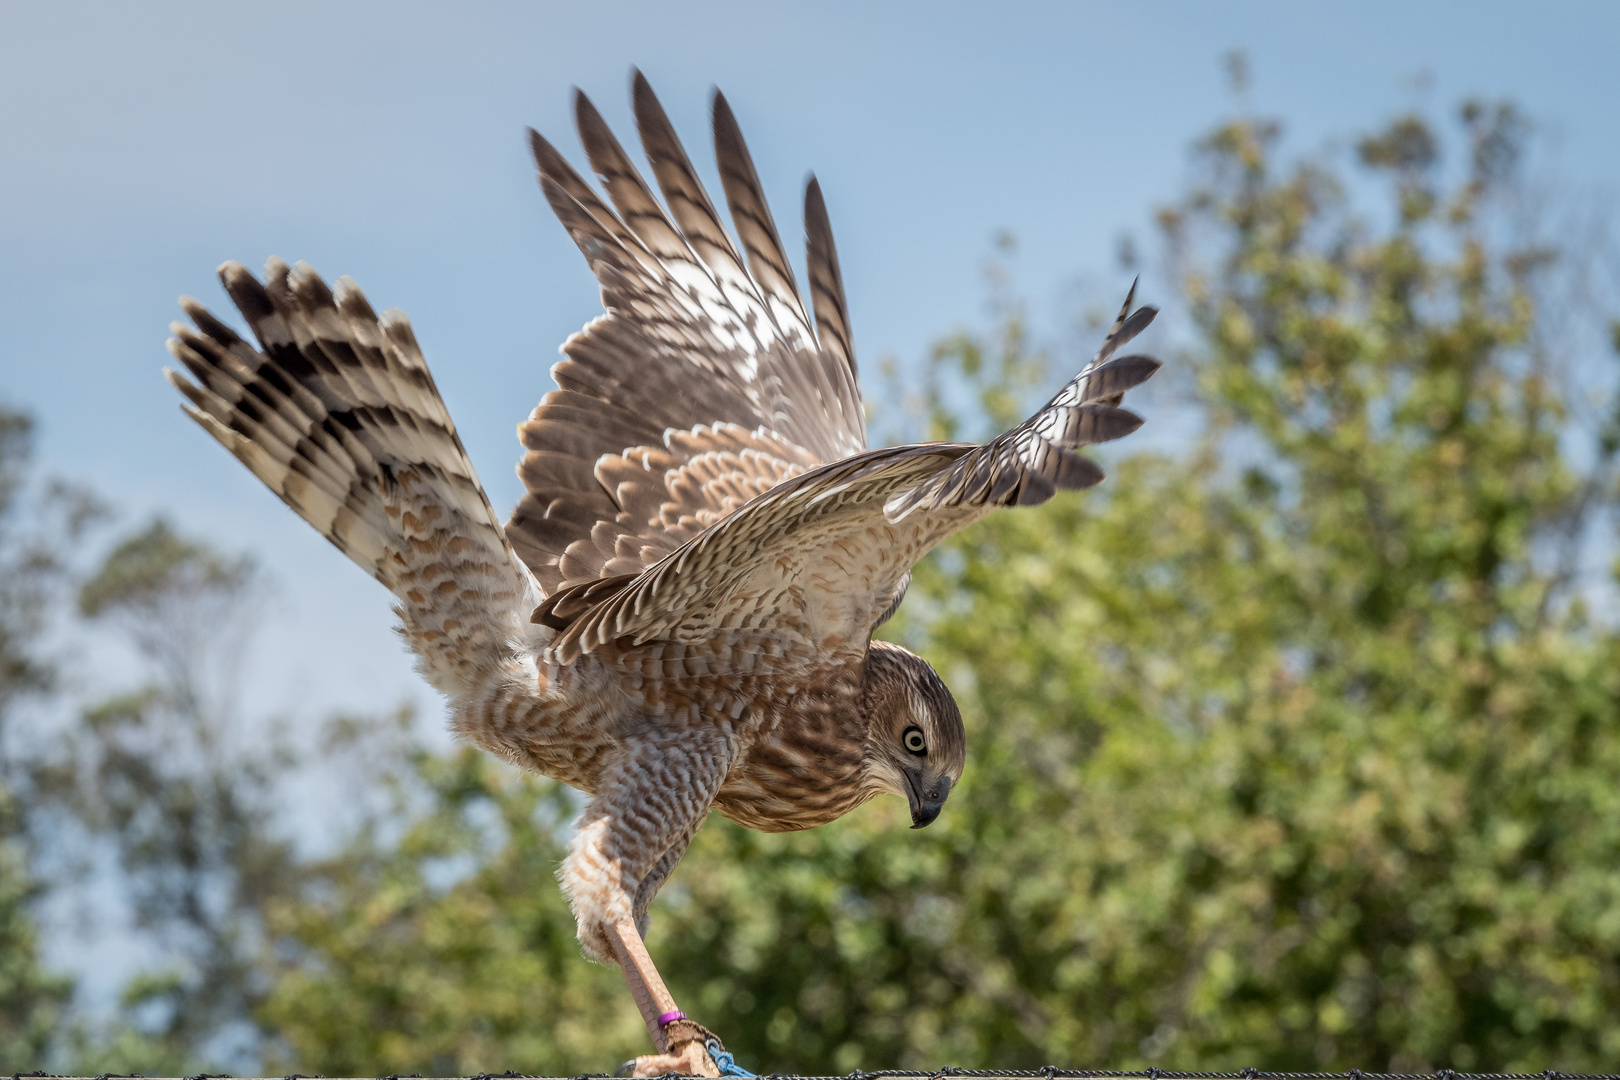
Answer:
[
  {"xmin": 24, "ymin": 1071, "xmax": 1620, "ymax": 1080},
  {"xmin": 624, "ymin": 1071, "xmax": 1616, "ymax": 1080}
]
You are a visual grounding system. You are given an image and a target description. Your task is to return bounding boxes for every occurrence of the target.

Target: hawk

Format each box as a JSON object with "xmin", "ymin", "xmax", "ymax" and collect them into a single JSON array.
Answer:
[{"xmin": 163, "ymin": 72, "xmax": 1159, "ymax": 1076}]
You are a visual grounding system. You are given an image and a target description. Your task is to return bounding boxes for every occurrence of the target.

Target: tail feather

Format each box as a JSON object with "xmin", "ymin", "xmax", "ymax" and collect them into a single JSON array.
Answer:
[
  {"xmin": 165, "ymin": 259, "xmax": 535, "ymax": 695},
  {"xmin": 165, "ymin": 362, "xmax": 393, "ymax": 573}
]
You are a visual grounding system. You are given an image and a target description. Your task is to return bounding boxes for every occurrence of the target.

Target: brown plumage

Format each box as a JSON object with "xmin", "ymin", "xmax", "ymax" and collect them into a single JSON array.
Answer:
[{"xmin": 162, "ymin": 70, "xmax": 1159, "ymax": 1076}]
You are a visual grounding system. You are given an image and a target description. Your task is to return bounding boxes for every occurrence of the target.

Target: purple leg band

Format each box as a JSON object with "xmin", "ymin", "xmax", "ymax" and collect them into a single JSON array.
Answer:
[{"xmin": 657, "ymin": 1009, "xmax": 688, "ymax": 1027}]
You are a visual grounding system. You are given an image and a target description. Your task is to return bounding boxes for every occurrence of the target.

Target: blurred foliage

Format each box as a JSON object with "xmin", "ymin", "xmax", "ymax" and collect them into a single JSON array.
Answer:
[
  {"xmin": 51, "ymin": 518, "xmax": 303, "ymax": 1073},
  {"xmin": 0, "ymin": 408, "xmax": 76, "ymax": 1073},
  {"xmin": 257, "ymin": 744, "xmax": 643, "ymax": 1075},
  {"xmin": 2, "ymin": 501, "xmax": 303, "ymax": 1072},
  {"xmin": 5, "ymin": 97, "xmax": 1620, "ymax": 1075},
  {"xmin": 0, "ymin": 825, "xmax": 67, "ymax": 1075}
]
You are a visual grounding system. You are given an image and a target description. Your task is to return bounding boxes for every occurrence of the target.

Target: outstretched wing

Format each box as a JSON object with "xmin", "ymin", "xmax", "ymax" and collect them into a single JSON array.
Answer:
[
  {"xmin": 536, "ymin": 290, "xmax": 1160, "ymax": 665},
  {"xmin": 507, "ymin": 72, "xmax": 867, "ymax": 595}
]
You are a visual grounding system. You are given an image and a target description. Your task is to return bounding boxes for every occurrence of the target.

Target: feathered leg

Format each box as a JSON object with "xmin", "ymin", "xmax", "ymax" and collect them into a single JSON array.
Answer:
[{"xmin": 560, "ymin": 729, "xmax": 734, "ymax": 1075}]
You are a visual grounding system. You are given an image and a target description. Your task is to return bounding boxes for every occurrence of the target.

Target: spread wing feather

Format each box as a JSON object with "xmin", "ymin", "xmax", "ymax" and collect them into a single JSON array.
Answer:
[
  {"xmin": 164, "ymin": 259, "xmax": 533, "ymax": 700},
  {"xmin": 538, "ymin": 292, "xmax": 1160, "ymax": 665},
  {"xmin": 712, "ymin": 91, "xmax": 810, "ymax": 333},
  {"xmin": 804, "ymin": 176, "xmax": 858, "ymax": 385},
  {"xmin": 526, "ymin": 127, "xmax": 656, "ymax": 272},
  {"xmin": 713, "ymin": 93, "xmax": 867, "ymax": 450},
  {"xmin": 631, "ymin": 73, "xmax": 759, "ymax": 308},
  {"xmin": 166, "ymin": 259, "xmax": 517, "ymax": 588},
  {"xmin": 885, "ymin": 283, "xmax": 1159, "ymax": 519},
  {"xmin": 507, "ymin": 72, "xmax": 867, "ymax": 595}
]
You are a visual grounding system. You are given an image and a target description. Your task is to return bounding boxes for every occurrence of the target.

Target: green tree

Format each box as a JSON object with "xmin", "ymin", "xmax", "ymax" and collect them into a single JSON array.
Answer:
[
  {"xmin": 258, "ymin": 745, "xmax": 645, "ymax": 1076},
  {"xmin": 0, "ymin": 408, "xmax": 82, "ymax": 1072},
  {"xmin": 42, "ymin": 520, "xmax": 310, "ymax": 1073},
  {"xmin": 0, "ymin": 816, "xmax": 65, "ymax": 1074}
]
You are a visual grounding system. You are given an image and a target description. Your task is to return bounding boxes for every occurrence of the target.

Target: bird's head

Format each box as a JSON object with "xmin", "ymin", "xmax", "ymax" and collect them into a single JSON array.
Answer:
[{"xmin": 859, "ymin": 639, "xmax": 966, "ymax": 829}]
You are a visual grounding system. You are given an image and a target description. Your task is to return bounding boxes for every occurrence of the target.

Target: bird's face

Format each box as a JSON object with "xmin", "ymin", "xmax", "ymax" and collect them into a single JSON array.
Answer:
[{"xmin": 860, "ymin": 640, "xmax": 967, "ymax": 829}]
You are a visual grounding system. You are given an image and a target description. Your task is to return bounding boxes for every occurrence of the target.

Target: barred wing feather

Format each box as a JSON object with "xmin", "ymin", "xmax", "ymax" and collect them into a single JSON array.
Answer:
[
  {"xmin": 886, "ymin": 284, "xmax": 1159, "ymax": 518},
  {"xmin": 165, "ymin": 258, "xmax": 519, "ymax": 592},
  {"xmin": 164, "ymin": 259, "xmax": 534, "ymax": 699},
  {"xmin": 508, "ymin": 71, "xmax": 867, "ymax": 596}
]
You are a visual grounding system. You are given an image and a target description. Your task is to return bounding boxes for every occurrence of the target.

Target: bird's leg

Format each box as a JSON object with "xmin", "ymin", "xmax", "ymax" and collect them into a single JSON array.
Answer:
[
  {"xmin": 607, "ymin": 918, "xmax": 678, "ymax": 1052},
  {"xmin": 608, "ymin": 920, "xmax": 718, "ymax": 1077},
  {"xmin": 562, "ymin": 733, "xmax": 737, "ymax": 1077}
]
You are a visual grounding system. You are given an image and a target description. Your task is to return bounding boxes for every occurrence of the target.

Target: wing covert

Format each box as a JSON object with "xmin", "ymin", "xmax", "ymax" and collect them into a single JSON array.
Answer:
[{"xmin": 537, "ymin": 290, "xmax": 1161, "ymax": 666}]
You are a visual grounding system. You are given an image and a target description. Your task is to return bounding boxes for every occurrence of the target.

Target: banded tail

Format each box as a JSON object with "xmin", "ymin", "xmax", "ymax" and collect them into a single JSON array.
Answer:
[{"xmin": 164, "ymin": 258, "xmax": 535, "ymax": 695}]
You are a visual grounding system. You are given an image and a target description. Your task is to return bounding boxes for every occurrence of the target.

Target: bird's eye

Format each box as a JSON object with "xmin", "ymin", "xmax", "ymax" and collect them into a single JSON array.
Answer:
[{"xmin": 902, "ymin": 726, "xmax": 927, "ymax": 755}]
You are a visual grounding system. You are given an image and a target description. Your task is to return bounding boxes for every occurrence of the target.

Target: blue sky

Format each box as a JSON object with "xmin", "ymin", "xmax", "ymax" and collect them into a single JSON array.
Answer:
[{"xmin": 4, "ymin": 0, "xmax": 1619, "ymax": 725}]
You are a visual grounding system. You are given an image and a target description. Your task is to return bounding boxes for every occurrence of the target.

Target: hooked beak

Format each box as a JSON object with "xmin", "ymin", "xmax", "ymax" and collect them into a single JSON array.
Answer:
[{"xmin": 905, "ymin": 772, "xmax": 951, "ymax": 829}]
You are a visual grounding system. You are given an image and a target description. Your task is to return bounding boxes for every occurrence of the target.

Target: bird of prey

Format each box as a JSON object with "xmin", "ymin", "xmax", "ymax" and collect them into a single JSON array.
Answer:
[{"xmin": 163, "ymin": 72, "xmax": 1159, "ymax": 1076}]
